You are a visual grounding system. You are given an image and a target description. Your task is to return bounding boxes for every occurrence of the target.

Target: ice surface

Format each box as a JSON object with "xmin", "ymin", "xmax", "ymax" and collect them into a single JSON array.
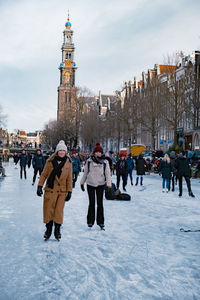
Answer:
[{"xmin": 0, "ymin": 161, "xmax": 200, "ymax": 300}]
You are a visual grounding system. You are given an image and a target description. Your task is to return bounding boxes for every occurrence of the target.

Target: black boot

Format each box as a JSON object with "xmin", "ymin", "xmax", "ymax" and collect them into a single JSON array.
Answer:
[
  {"xmin": 54, "ymin": 223, "xmax": 61, "ymax": 240},
  {"xmin": 189, "ymin": 191, "xmax": 195, "ymax": 198},
  {"xmin": 44, "ymin": 221, "xmax": 53, "ymax": 240}
]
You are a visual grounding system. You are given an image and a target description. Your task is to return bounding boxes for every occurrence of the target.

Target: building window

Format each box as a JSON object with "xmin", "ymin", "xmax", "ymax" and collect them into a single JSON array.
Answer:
[
  {"xmin": 65, "ymin": 92, "xmax": 71, "ymax": 104},
  {"xmin": 194, "ymin": 134, "xmax": 199, "ymax": 149},
  {"xmin": 66, "ymin": 53, "xmax": 72, "ymax": 60}
]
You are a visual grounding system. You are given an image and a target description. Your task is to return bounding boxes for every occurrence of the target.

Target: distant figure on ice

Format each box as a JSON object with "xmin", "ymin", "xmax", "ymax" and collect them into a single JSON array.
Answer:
[
  {"xmin": 116, "ymin": 153, "xmax": 128, "ymax": 191},
  {"xmin": 80, "ymin": 143, "xmax": 111, "ymax": 230},
  {"xmin": 175, "ymin": 150, "xmax": 195, "ymax": 197},
  {"xmin": 0, "ymin": 156, "xmax": 6, "ymax": 177},
  {"xmin": 135, "ymin": 154, "xmax": 146, "ymax": 186},
  {"xmin": 19, "ymin": 149, "xmax": 28, "ymax": 179},
  {"xmin": 126, "ymin": 154, "xmax": 134, "ymax": 185},
  {"xmin": 32, "ymin": 149, "xmax": 46, "ymax": 186},
  {"xmin": 110, "ymin": 151, "xmax": 117, "ymax": 175},
  {"xmin": 27, "ymin": 152, "xmax": 32, "ymax": 168},
  {"xmin": 36, "ymin": 140, "xmax": 72, "ymax": 241},
  {"xmin": 71, "ymin": 151, "xmax": 81, "ymax": 188},
  {"xmin": 13, "ymin": 152, "xmax": 19, "ymax": 168},
  {"xmin": 158, "ymin": 153, "xmax": 172, "ymax": 193},
  {"xmin": 169, "ymin": 151, "xmax": 177, "ymax": 192}
]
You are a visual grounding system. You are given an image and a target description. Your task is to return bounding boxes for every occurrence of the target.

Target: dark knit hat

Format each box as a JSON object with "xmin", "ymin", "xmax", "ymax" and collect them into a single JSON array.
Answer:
[{"xmin": 93, "ymin": 143, "xmax": 103, "ymax": 153}]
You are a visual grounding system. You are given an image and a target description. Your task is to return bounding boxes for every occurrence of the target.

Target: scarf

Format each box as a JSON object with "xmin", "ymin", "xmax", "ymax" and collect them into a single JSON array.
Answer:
[
  {"xmin": 91, "ymin": 155, "xmax": 104, "ymax": 164},
  {"xmin": 47, "ymin": 156, "xmax": 67, "ymax": 189}
]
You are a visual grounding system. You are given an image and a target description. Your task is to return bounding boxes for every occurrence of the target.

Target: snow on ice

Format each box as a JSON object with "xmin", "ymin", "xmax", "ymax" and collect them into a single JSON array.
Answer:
[{"xmin": 0, "ymin": 161, "xmax": 200, "ymax": 300}]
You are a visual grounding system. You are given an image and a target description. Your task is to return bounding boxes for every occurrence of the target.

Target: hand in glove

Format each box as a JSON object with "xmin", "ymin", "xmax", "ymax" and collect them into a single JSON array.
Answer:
[
  {"xmin": 107, "ymin": 186, "xmax": 112, "ymax": 189},
  {"xmin": 81, "ymin": 184, "xmax": 85, "ymax": 192},
  {"xmin": 65, "ymin": 192, "xmax": 72, "ymax": 202},
  {"xmin": 37, "ymin": 185, "xmax": 43, "ymax": 197}
]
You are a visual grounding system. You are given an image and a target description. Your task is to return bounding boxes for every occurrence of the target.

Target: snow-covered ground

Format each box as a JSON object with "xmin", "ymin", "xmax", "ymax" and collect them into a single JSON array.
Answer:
[{"xmin": 0, "ymin": 161, "xmax": 200, "ymax": 300}]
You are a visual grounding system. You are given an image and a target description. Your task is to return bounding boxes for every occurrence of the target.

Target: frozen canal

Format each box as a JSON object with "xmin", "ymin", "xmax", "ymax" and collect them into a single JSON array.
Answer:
[{"xmin": 0, "ymin": 161, "xmax": 200, "ymax": 300}]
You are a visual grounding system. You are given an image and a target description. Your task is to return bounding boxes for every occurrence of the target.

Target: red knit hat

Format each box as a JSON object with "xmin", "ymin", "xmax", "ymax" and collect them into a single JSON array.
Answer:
[
  {"xmin": 120, "ymin": 152, "xmax": 126, "ymax": 157},
  {"xmin": 72, "ymin": 151, "xmax": 76, "ymax": 155},
  {"xmin": 93, "ymin": 143, "xmax": 103, "ymax": 153}
]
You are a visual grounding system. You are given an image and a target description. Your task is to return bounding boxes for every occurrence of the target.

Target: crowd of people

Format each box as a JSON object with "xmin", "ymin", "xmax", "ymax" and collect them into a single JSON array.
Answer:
[{"xmin": 0, "ymin": 142, "xmax": 199, "ymax": 241}]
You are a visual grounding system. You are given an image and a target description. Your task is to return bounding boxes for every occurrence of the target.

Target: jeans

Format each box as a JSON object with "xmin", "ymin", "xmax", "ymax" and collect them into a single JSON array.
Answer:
[
  {"xmin": 162, "ymin": 178, "xmax": 170, "ymax": 189},
  {"xmin": 20, "ymin": 166, "xmax": 27, "ymax": 179},
  {"xmin": 33, "ymin": 167, "xmax": 43, "ymax": 183},
  {"xmin": 136, "ymin": 176, "xmax": 143, "ymax": 185},
  {"xmin": 127, "ymin": 170, "xmax": 133, "ymax": 184}
]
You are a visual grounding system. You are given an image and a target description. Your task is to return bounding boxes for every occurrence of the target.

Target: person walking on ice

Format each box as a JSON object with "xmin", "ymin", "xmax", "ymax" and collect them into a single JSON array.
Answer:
[
  {"xmin": 32, "ymin": 149, "xmax": 46, "ymax": 186},
  {"xmin": 175, "ymin": 150, "xmax": 195, "ymax": 198},
  {"xmin": 19, "ymin": 149, "xmax": 28, "ymax": 179},
  {"xmin": 158, "ymin": 153, "xmax": 172, "ymax": 192},
  {"xmin": 36, "ymin": 140, "xmax": 72, "ymax": 241},
  {"xmin": 135, "ymin": 154, "xmax": 146, "ymax": 186},
  {"xmin": 80, "ymin": 143, "xmax": 111, "ymax": 230}
]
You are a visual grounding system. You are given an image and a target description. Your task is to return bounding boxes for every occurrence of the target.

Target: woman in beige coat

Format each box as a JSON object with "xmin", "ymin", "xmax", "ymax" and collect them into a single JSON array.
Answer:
[{"xmin": 37, "ymin": 140, "xmax": 72, "ymax": 240}]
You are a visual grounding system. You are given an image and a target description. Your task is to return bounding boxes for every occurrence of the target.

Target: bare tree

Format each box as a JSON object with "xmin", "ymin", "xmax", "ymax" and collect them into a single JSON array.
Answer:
[{"xmin": 0, "ymin": 104, "xmax": 7, "ymax": 128}]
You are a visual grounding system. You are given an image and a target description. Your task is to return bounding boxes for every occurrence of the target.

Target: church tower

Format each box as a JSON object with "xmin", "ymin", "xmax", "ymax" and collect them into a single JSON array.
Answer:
[{"xmin": 57, "ymin": 12, "xmax": 77, "ymax": 120}]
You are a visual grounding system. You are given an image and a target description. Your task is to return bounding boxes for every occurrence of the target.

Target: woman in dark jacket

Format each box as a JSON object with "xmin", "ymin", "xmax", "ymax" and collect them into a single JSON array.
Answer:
[
  {"xmin": 169, "ymin": 151, "xmax": 177, "ymax": 192},
  {"xmin": 116, "ymin": 153, "xmax": 128, "ymax": 191},
  {"xmin": 175, "ymin": 151, "xmax": 195, "ymax": 197},
  {"xmin": 13, "ymin": 152, "xmax": 19, "ymax": 168},
  {"xmin": 159, "ymin": 154, "xmax": 172, "ymax": 192},
  {"xmin": 19, "ymin": 149, "xmax": 28, "ymax": 179},
  {"xmin": 135, "ymin": 154, "xmax": 146, "ymax": 186},
  {"xmin": 32, "ymin": 149, "xmax": 46, "ymax": 185}
]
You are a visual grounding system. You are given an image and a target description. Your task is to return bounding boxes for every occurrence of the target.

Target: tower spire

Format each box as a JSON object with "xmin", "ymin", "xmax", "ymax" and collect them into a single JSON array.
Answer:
[
  {"xmin": 65, "ymin": 10, "xmax": 71, "ymax": 29},
  {"xmin": 57, "ymin": 14, "xmax": 78, "ymax": 120}
]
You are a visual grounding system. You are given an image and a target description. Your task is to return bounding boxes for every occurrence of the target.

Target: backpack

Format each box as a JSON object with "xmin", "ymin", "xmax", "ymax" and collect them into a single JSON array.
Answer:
[
  {"xmin": 115, "ymin": 193, "xmax": 131, "ymax": 201},
  {"xmin": 105, "ymin": 183, "xmax": 117, "ymax": 200}
]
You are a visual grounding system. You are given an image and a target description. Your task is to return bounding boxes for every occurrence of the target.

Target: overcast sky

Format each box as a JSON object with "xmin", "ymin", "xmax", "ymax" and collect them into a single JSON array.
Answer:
[{"xmin": 0, "ymin": 0, "xmax": 200, "ymax": 132}]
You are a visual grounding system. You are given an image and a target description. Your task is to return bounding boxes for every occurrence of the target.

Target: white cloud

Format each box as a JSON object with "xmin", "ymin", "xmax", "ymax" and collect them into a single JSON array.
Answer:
[{"xmin": 0, "ymin": 0, "xmax": 200, "ymax": 131}]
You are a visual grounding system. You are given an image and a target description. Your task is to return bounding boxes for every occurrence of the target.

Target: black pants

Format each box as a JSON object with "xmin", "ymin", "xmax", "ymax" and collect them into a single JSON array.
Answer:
[
  {"xmin": 116, "ymin": 174, "xmax": 127, "ymax": 189},
  {"xmin": 33, "ymin": 167, "xmax": 43, "ymax": 183},
  {"xmin": 178, "ymin": 176, "xmax": 191, "ymax": 195},
  {"xmin": 169, "ymin": 174, "xmax": 175, "ymax": 191},
  {"xmin": 87, "ymin": 184, "xmax": 105, "ymax": 226},
  {"xmin": 73, "ymin": 172, "xmax": 79, "ymax": 188},
  {"xmin": 20, "ymin": 166, "xmax": 26, "ymax": 179}
]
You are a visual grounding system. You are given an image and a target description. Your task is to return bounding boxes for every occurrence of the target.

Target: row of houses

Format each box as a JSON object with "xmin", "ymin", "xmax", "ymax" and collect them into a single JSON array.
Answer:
[
  {"xmin": 94, "ymin": 50, "xmax": 200, "ymax": 152},
  {"xmin": 0, "ymin": 129, "xmax": 42, "ymax": 149}
]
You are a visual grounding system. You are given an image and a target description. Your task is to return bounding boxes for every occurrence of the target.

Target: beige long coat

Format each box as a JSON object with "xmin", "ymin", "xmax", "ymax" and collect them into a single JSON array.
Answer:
[{"xmin": 38, "ymin": 154, "xmax": 72, "ymax": 224}]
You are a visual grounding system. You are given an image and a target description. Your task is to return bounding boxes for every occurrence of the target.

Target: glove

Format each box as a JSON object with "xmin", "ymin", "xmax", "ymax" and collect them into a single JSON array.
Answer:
[
  {"xmin": 65, "ymin": 192, "xmax": 72, "ymax": 202},
  {"xmin": 37, "ymin": 185, "xmax": 43, "ymax": 197},
  {"xmin": 107, "ymin": 186, "xmax": 112, "ymax": 188},
  {"xmin": 81, "ymin": 184, "xmax": 85, "ymax": 192}
]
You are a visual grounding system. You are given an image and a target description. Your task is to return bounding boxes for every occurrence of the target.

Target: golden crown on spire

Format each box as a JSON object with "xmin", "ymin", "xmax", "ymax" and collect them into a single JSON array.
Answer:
[{"xmin": 65, "ymin": 9, "xmax": 71, "ymax": 28}]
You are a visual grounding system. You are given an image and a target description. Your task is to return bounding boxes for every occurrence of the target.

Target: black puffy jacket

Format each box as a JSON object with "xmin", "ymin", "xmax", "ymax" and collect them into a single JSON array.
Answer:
[
  {"xmin": 175, "ymin": 156, "xmax": 191, "ymax": 177},
  {"xmin": 136, "ymin": 157, "xmax": 146, "ymax": 175}
]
